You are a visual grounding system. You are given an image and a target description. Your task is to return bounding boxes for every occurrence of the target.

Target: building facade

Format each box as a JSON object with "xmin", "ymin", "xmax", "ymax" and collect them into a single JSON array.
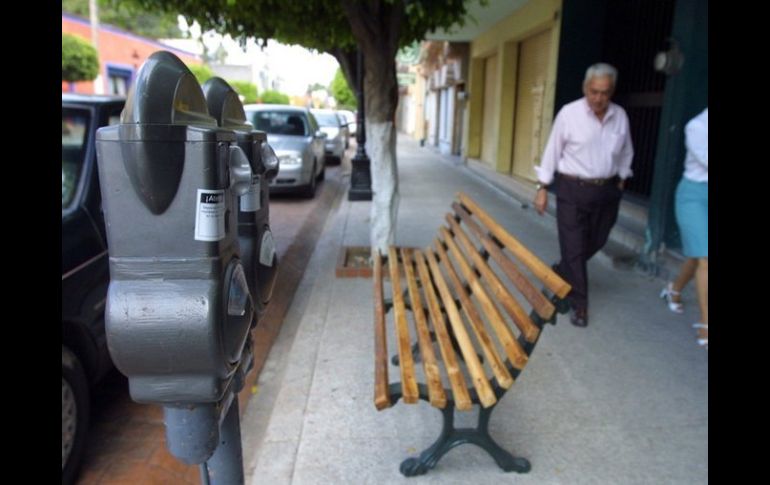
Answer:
[
  {"xmin": 62, "ymin": 12, "xmax": 201, "ymax": 95},
  {"xmin": 422, "ymin": 0, "xmax": 707, "ymax": 271}
]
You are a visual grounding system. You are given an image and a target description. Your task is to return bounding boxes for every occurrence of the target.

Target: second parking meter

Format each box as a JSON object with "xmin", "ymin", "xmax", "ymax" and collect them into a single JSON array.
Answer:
[
  {"xmin": 202, "ymin": 77, "xmax": 279, "ymax": 320},
  {"xmin": 95, "ymin": 51, "xmax": 254, "ymax": 478}
]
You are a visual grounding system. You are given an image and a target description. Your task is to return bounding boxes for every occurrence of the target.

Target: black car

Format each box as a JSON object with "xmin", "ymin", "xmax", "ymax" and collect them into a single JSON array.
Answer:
[{"xmin": 62, "ymin": 93, "xmax": 125, "ymax": 484}]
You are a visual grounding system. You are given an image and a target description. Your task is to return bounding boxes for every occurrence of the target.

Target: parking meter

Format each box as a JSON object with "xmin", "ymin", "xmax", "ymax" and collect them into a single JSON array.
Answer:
[
  {"xmin": 95, "ymin": 51, "xmax": 254, "ymax": 478},
  {"xmin": 202, "ymin": 77, "xmax": 279, "ymax": 320}
]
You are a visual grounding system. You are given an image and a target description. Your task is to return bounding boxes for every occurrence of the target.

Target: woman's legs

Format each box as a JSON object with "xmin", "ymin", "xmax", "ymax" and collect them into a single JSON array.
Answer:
[
  {"xmin": 693, "ymin": 257, "xmax": 708, "ymax": 346},
  {"xmin": 671, "ymin": 258, "xmax": 698, "ymax": 303},
  {"xmin": 695, "ymin": 257, "xmax": 708, "ymax": 325}
]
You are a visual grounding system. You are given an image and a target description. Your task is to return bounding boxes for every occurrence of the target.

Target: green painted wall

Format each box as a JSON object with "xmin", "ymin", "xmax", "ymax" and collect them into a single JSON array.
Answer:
[
  {"xmin": 553, "ymin": 0, "xmax": 608, "ymax": 112},
  {"xmin": 644, "ymin": 0, "xmax": 708, "ymax": 261}
]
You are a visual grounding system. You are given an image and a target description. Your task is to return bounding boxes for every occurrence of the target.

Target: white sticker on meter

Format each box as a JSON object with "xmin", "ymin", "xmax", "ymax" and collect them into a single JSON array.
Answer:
[
  {"xmin": 239, "ymin": 174, "xmax": 261, "ymax": 212},
  {"xmin": 259, "ymin": 230, "xmax": 276, "ymax": 266},
  {"xmin": 194, "ymin": 189, "xmax": 226, "ymax": 241}
]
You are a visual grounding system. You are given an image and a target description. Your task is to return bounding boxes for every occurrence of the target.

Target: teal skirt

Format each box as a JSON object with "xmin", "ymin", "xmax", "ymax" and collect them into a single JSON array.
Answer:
[{"xmin": 674, "ymin": 178, "xmax": 708, "ymax": 258}]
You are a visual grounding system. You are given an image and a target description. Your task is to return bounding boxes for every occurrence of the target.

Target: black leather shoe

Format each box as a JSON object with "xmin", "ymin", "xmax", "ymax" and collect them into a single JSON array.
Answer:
[
  {"xmin": 570, "ymin": 308, "xmax": 588, "ymax": 327},
  {"xmin": 551, "ymin": 262, "xmax": 560, "ymax": 275}
]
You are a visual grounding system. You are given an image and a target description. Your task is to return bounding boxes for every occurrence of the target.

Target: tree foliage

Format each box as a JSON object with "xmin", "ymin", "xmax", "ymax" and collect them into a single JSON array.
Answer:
[
  {"xmin": 123, "ymin": 0, "xmax": 484, "ymax": 251},
  {"xmin": 125, "ymin": 1, "xmax": 482, "ymax": 86},
  {"xmin": 62, "ymin": 34, "xmax": 100, "ymax": 82},
  {"xmin": 260, "ymin": 90, "xmax": 290, "ymax": 105},
  {"xmin": 330, "ymin": 68, "xmax": 356, "ymax": 110},
  {"xmin": 62, "ymin": 0, "xmax": 181, "ymax": 39},
  {"xmin": 229, "ymin": 80, "xmax": 259, "ymax": 104}
]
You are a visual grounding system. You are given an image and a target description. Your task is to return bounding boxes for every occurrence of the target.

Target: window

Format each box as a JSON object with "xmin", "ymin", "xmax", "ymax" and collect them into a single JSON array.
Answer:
[
  {"xmin": 313, "ymin": 112, "xmax": 340, "ymax": 127},
  {"xmin": 249, "ymin": 111, "xmax": 308, "ymax": 136},
  {"xmin": 62, "ymin": 109, "xmax": 90, "ymax": 208},
  {"xmin": 106, "ymin": 66, "xmax": 133, "ymax": 96}
]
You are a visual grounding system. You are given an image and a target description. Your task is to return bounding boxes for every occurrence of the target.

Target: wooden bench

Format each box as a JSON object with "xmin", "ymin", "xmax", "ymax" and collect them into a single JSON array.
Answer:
[{"xmin": 373, "ymin": 192, "xmax": 571, "ymax": 476}]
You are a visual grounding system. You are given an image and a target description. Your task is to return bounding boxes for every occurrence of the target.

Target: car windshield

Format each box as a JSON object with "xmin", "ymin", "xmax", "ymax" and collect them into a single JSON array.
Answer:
[
  {"xmin": 250, "ymin": 110, "xmax": 308, "ymax": 136},
  {"xmin": 62, "ymin": 108, "xmax": 90, "ymax": 208},
  {"xmin": 314, "ymin": 112, "xmax": 340, "ymax": 127}
]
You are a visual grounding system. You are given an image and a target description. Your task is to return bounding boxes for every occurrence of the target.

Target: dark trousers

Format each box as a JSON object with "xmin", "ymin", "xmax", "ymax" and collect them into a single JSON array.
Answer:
[{"xmin": 553, "ymin": 175, "xmax": 622, "ymax": 312}]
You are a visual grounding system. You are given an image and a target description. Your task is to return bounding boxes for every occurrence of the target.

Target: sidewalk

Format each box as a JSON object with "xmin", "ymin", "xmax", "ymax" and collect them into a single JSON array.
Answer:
[{"xmin": 240, "ymin": 134, "xmax": 708, "ymax": 484}]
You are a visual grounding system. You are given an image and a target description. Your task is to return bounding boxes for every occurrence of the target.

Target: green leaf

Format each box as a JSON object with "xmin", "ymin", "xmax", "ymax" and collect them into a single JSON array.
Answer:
[{"xmin": 62, "ymin": 34, "xmax": 99, "ymax": 82}]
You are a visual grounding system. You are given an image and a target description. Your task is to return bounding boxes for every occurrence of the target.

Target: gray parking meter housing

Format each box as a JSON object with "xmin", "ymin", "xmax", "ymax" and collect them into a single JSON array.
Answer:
[
  {"xmin": 202, "ymin": 77, "xmax": 279, "ymax": 318},
  {"xmin": 95, "ymin": 51, "xmax": 254, "ymax": 405}
]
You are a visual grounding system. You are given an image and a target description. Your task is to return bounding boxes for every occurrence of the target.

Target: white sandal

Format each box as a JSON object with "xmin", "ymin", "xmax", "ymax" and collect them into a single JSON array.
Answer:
[{"xmin": 660, "ymin": 282, "xmax": 684, "ymax": 314}]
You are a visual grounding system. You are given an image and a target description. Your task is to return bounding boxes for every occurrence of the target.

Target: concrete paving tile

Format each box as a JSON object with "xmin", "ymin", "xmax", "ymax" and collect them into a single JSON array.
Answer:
[{"xmin": 249, "ymin": 440, "xmax": 299, "ymax": 485}]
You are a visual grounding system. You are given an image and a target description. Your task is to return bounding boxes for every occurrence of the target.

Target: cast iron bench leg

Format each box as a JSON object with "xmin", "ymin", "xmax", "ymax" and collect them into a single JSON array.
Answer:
[{"xmin": 399, "ymin": 403, "xmax": 531, "ymax": 476}]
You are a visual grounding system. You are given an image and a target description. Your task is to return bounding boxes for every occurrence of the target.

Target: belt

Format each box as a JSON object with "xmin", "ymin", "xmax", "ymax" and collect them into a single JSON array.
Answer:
[{"xmin": 558, "ymin": 172, "xmax": 619, "ymax": 186}]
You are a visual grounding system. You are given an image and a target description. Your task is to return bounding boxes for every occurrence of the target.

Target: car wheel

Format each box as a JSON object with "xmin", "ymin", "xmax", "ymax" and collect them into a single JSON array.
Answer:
[
  {"xmin": 62, "ymin": 345, "xmax": 90, "ymax": 485},
  {"xmin": 302, "ymin": 162, "xmax": 317, "ymax": 198},
  {"xmin": 317, "ymin": 163, "xmax": 325, "ymax": 182}
]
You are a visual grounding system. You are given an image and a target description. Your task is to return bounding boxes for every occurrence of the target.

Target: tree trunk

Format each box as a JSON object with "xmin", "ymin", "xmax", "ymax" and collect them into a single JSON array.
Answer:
[
  {"xmin": 331, "ymin": 48, "xmax": 358, "ymax": 94},
  {"xmin": 363, "ymin": 51, "xmax": 399, "ymax": 254},
  {"xmin": 341, "ymin": 0, "xmax": 403, "ymax": 254}
]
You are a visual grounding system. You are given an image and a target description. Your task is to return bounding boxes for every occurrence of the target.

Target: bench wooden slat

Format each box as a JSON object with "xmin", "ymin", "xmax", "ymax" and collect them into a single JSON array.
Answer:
[
  {"xmin": 400, "ymin": 248, "xmax": 447, "ymax": 408},
  {"xmin": 426, "ymin": 246, "xmax": 497, "ymax": 408},
  {"xmin": 388, "ymin": 246, "xmax": 419, "ymax": 404},
  {"xmin": 414, "ymin": 249, "xmax": 473, "ymax": 411},
  {"xmin": 457, "ymin": 192, "xmax": 571, "ymax": 299},
  {"xmin": 435, "ymin": 229, "xmax": 517, "ymax": 386},
  {"xmin": 444, "ymin": 218, "xmax": 541, "ymax": 344},
  {"xmin": 438, "ymin": 226, "xmax": 529, "ymax": 371},
  {"xmin": 373, "ymin": 250, "xmax": 391, "ymax": 410},
  {"xmin": 452, "ymin": 202, "xmax": 556, "ymax": 320}
]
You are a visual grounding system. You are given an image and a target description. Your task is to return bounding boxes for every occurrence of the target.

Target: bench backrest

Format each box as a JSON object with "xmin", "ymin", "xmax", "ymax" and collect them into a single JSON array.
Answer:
[{"xmin": 374, "ymin": 192, "xmax": 570, "ymax": 411}]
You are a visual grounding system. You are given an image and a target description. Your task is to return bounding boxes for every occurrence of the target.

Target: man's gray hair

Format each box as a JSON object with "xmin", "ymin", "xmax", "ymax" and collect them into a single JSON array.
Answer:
[{"xmin": 583, "ymin": 63, "xmax": 618, "ymax": 87}]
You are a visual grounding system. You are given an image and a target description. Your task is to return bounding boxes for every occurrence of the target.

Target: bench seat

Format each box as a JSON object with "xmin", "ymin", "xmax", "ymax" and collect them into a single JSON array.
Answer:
[{"xmin": 373, "ymin": 192, "xmax": 570, "ymax": 476}]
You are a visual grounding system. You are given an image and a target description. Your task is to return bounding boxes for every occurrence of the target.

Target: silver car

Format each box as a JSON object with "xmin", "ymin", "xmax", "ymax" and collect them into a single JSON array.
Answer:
[
  {"xmin": 311, "ymin": 109, "xmax": 348, "ymax": 163},
  {"xmin": 244, "ymin": 104, "xmax": 326, "ymax": 197}
]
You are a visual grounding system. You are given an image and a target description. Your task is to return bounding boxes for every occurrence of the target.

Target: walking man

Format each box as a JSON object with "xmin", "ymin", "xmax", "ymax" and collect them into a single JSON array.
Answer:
[{"xmin": 533, "ymin": 63, "xmax": 634, "ymax": 327}]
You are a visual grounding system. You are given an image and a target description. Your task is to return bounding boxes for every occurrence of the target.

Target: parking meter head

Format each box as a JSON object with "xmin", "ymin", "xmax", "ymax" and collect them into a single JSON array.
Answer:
[
  {"xmin": 202, "ymin": 76, "xmax": 264, "ymax": 175},
  {"xmin": 122, "ymin": 51, "xmax": 217, "ymax": 127},
  {"xmin": 203, "ymin": 77, "xmax": 252, "ymax": 133},
  {"xmin": 95, "ymin": 50, "xmax": 254, "ymax": 405},
  {"xmin": 111, "ymin": 52, "xmax": 219, "ymax": 215},
  {"xmin": 202, "ymin": 77, "xmax": 279, "ymax": 319}
]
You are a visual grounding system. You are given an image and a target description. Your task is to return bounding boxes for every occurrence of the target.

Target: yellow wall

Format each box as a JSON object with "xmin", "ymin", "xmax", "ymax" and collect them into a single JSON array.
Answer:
[
  {"xmin": 465, "ymin": 0, "xmax": 562, "ymax": 174},
  {"xmin": 413, "ymin": 72, "xmax": 427, "ymax": 141},
  {"xmin": 467, "ymin": 58, "xmax": 485, "ymax": 158},
  {"xmin": 496, "ymin": 41, "xmax": 518, "ymax": 173}
]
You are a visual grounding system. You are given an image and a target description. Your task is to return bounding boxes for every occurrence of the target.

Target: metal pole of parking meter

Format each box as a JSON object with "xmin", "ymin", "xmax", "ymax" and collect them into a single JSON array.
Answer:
[
  {"xmin": 348, "ymin": 49, "xmax": 373, "ymax": 201},
  {"xmin": 205, "ymin": 398, "xmax": 244, "ymax": 483}
]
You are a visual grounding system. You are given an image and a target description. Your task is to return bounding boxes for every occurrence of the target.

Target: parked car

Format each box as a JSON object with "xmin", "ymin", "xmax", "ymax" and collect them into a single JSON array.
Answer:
[
  {"xmin": 336, "ymin": 112, "xmax": 351, "ymax": 149},
  {"xmin": 311, "ymin": 108, "xmax": 348, "ymax": 162},
  {"xmin": 244, "ymin": 104, "xmax": 326, "ymax": 197},
  {"xmin": 62, "ymin": 93, "xmax": 125, "ymax": 484},
  {"xmin": 338, "ymin": 109, "xmax": 357, "ymax": 137}
]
